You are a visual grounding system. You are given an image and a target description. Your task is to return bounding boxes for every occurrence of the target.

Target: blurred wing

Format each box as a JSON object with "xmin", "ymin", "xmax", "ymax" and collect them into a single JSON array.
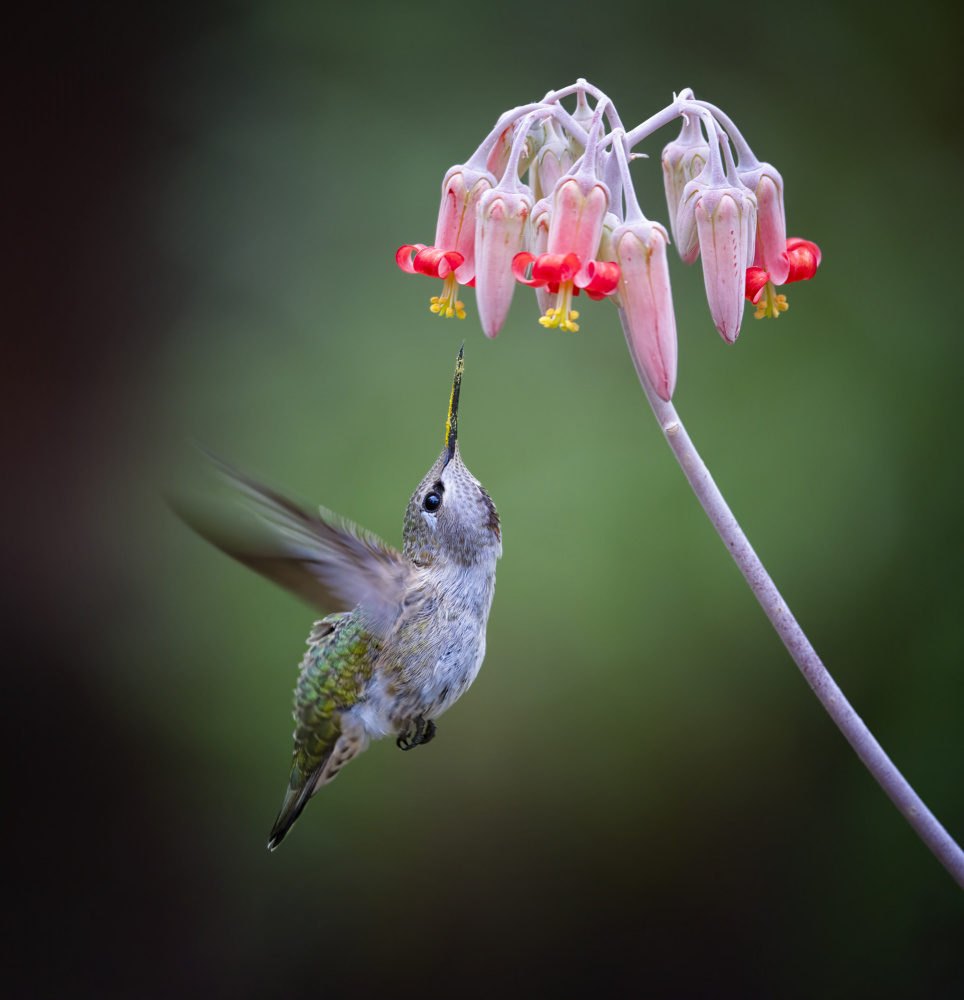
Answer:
[{"xmin": 172, "ymin": 453, "xmax": 412, "ymax": 637}]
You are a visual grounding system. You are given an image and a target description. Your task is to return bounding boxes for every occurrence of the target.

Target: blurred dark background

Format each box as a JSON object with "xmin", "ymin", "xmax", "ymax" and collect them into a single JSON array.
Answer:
[{"xmin": 5, "ymin": 1, "xmax": 962, "ymax": 996}]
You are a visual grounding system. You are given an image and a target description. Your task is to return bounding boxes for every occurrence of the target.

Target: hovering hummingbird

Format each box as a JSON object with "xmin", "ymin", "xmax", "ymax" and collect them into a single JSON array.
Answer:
[{"xmin": 179, "ymin": 348, "xmax": 501, "ymax": 849}]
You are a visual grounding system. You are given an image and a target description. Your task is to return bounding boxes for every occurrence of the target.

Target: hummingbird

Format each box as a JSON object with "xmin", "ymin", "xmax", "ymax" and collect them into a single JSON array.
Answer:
[{"xmin": 178, "ymin": 348, "xmax": 501, "ymax": 850}]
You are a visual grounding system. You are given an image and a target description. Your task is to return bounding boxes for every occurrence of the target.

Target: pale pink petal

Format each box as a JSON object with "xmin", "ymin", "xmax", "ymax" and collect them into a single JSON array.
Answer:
[
  {"xmin": 614, "ymin": 224, "xmax": 677, "ymax": 400},
  {"xmin": 696, "ymin": 191, "xmax": 752, "ymax": 344},
  {"xmin": 474, "ymin": 190, "xmax": 532, "ymax": 338}
]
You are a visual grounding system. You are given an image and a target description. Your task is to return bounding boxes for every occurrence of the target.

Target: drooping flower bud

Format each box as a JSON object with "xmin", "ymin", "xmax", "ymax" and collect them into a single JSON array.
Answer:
[
  {"xmin": 676, "ymin": 159, "xmax": 756, "ymax": 272},
  {"xmin": 473, "ymin": 117, "xmax": 539, "ymax": 338},
  {"xmin": 531, "ymin": 118, "xmax": 575, "ymax": 203},
  {"xmin": 675, "ymin": 169, "xmax": 707, "ymax": 266},
  {"xmin": 613, "ymin": 219, "xmax": 677, "ymax": 400},
  {"xmin": 675, "ymin": 124, "xmax": 757, "ymax": 344},
  {"xmin": 474, "ymin": 188, "xmax": 533, "ymax": 338},
  {"xmin": 695, "ymin": 184, "xmax": 757, "ymax": 343},
  {"xmin": 662, "ymin": 113, "xmax": 710, "ymax": 251}
]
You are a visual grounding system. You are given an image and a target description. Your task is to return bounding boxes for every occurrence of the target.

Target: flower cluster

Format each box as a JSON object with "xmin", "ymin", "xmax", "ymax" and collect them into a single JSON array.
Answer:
[{"xmin": 398, "ymin": 81, "xmax": 820, "ymax": 401}]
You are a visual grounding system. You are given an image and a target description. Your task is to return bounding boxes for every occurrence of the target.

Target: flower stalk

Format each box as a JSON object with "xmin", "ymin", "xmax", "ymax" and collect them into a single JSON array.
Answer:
[{"xmin": 620, "ymin": 305, "xmax": 964, "ymax": 889}]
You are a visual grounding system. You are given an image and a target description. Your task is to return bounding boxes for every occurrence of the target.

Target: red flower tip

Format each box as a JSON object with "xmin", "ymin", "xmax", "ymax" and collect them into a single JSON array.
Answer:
[
  {"xmin": 744, "ymin": 237, "xmax": 820, "ymax": 320},
  {"xmin": 396, "ymin": 244, "xmax": 426, "ymax": 273},
  {"xmin": 583, "ymin": 260, "xmax": 620, "ymax": 299},
  {"xmin": 397, "ymin": 244, "xmax": 465, "ymax": 279},
  {"xmin": 513, "ymin": 252, "xmax": 582, "ymax": 287},
  {"xmin": 744, "ymin": 266, "xmax": 770, "ymax": 304},
  {"xmin": 397, "ymin": 244, "xmax": 469, "ymax": 320},
  {"xmin": 511, "ymin": 251, "xmax": 536, "ymax": 285},
  {"xmin": 783, "ymin": 238, "xmax": 821, "ymax": 284}
]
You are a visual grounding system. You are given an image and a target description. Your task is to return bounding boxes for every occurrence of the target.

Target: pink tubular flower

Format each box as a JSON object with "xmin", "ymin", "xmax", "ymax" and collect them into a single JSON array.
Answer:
[
  {"xmin": 740, "ymin": 162, "xmax": 790, "ymax": 286},
  {"xmin": 745, "ymin": 237, "xmax": 821, "ymax": 319},
  {"xmin": 509, "ymin": 108, "xmax": 621, "ymax": 332},
  {"xmin": 613, "ymin": 219, "xmax": 677, "ymax": 401},
  {"xmin": 547, "ymin": 177, "xmax": 609, "ymax": 281},
  {"xmin": 512, "ymin": 168, "xmax": 619, "ymax": 331},
  {"xmin": 474, "ymin": 192, "xmax": 533, "ymax": 336},
  {"xmin": 397, "ymin": 163, "xmax": 496, "ymax": 320},
  {"xmin": 473, "ymin": 119, "xmax": 536, "ymax": 338},
  {"xmin": 433, "ymin": 164, "xmax": 494, "ymax": 284}
]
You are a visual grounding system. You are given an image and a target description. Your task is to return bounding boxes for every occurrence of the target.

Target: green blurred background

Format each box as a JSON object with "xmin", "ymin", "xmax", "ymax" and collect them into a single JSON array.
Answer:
[{"xmin": 7, "ymin": 1, "xmax": 962, "ymax": 996}]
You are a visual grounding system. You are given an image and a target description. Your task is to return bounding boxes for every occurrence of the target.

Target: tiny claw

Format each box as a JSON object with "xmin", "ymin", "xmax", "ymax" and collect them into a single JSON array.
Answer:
[{"xmin": 396, "ymin": 716, "xmax": 436, "ymax": 751}]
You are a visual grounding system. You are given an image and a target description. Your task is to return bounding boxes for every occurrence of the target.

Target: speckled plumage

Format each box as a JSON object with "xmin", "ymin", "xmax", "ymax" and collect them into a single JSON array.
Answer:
[{"xmin": 178, "ymin": 350, "xmax": 501, "ymax": 850}]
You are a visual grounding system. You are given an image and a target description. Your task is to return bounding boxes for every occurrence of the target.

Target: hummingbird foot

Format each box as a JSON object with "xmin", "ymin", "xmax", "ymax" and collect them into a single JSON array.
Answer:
[{"xmin": 396, "ymin": 716, "xmax": 437, "ymax": 751}]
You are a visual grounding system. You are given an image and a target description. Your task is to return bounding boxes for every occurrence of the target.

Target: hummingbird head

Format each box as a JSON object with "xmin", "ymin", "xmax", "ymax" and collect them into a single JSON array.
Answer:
[{"xmin": 402, "ymin": 347, "xmax": 502, "ymax": 568}]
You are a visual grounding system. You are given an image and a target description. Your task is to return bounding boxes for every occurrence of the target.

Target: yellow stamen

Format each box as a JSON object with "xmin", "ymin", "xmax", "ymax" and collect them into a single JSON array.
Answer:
[
  {"xmin": 429, "ymin": 273, "xmax": 466, "ymax": 320},
  {"xmin": 753, "ymin": 280, "xmax": 789, "ymax": 320},
  {"xmin": 537, "ymin": 282, "xmax": 580, "ymax": 332}
]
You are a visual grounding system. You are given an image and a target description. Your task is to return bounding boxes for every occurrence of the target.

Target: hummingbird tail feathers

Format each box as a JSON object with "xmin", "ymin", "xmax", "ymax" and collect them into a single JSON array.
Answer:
[
  {"xmin": 267, "ymin": 751, "xmax": 332, "ymax": 852},
  {"xmin": 267, "ymin": 732, "xmax": 369, "ymax": 851}
]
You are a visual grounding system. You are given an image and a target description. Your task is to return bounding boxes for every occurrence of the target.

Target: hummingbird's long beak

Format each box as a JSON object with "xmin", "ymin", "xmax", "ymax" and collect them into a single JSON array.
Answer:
[{"xmin": 443, "ymin": 345, "xmax": 463, "ymax": 468}]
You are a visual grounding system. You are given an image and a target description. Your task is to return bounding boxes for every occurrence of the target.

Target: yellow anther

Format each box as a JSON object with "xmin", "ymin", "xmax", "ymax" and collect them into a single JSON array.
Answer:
[
  {"xmin": 428, "ymin": 274, "xmax": 465, "ymax": 320},
  {"xmin": 536, "ymin": 282, "xmax": 580, "ymax": 332},
  {"xmin": 538, "ymin": 306, "xmax": 579, "ymax": 332},
  {"xmin": 753, "ymin": 281, "xmax": 790, "ymax": 320}
]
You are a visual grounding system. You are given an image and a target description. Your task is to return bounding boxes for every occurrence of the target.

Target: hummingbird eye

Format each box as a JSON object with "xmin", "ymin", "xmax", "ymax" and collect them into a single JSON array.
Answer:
[{"xmin": 422, "ymin": 491, "xmax": 442, "ymax": 513}]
